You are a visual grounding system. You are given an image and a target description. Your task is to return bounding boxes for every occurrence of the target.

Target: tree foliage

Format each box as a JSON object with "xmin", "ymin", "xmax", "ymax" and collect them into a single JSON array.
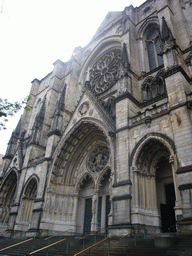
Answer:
[{"xmin": 0, "ymin": 96, "xmax": 31, "ymax": 130}]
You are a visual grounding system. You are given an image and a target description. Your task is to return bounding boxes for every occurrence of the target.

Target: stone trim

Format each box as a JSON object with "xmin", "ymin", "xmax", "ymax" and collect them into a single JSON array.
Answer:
[
  {"xmin": 177, "ymin": 165, "xmax": 192, "ymax": 174},
  {"xmin": 108, "ymin": 223, "xmax": 132, "ymax": 229},
  {"xmin": 113, "ymin": 195, "xmax": 132, "ymax": 201},
  {"xmin": 27, "ymin": 228, "xmax": 39, "ymax": 232},
  {"xmin": 179, "ymin": 183, "xmax": 192, "ymax": 191},
  {"xmin": 9, "ymin": 212, "xmax": 18, "ymax": 216},
  {"xmin": 34, "ymin": 198, "xmax": 44, "ymax": 203},
  {"xmin": 47, "ymin": 129, "xmax": 62, "ymax": 137},
  {"xmin": 129, "ymin": 132, "xmax": 176, "ymax": 167},
  {"xmin": 112, "ymin": 180, "xmax": 132, "ymax": 187},
  {"xmin": 115, "ymin": 91, "xmax": 141, "ymax": 107},
  {"xmin": 32, "ymin": 208, "xmax": 43, "ymax": 213},
  {"xmin": 11, "ymin": 203, "xmax": 20, "ymax": 207}
]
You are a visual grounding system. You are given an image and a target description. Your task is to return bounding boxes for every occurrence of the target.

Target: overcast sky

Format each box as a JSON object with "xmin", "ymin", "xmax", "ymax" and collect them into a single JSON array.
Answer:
[{"xmin": 0, "ymin": 0, "xmax": 145, "ymax": 154}]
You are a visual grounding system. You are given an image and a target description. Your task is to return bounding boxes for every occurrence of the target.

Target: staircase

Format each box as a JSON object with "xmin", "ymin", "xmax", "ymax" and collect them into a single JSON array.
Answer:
[
  {"xmin": 166, "ymin": 235, "xmax": 192, "ymax": 256},
  {"xmin": 0, "ymin": 234, "xmax": 192, "ymax": 256}
]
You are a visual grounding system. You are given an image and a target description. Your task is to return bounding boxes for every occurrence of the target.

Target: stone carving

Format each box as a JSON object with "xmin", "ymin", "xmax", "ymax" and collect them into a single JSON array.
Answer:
[
  {"xmin": 79, "ymin": 101, "xmax": 89, "ymax": 116},
  {"xmin": 87, "ymin": 146, "xmax": 109, "ymax": 173},
  {"xmin": 43, "ymin": 192, "xmax": 75, "ymax": 222},
  {"xmin": 89, "ymin": 49, "xmax": 121, "ymax": 95},
  {"xmin": 142, "ymin": 70, "xmax": 166, "ymax": 102}
]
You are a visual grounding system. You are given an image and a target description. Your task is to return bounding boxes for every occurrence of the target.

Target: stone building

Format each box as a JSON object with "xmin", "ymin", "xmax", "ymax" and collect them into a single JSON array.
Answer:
[{"xmin": 0, "ymin": 0, "xmax": 192, "ymax": 238}]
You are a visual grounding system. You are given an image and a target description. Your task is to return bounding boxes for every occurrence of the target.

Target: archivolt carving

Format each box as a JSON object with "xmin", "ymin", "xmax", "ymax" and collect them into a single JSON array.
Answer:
[
  {"xmin": 96, "ymin": 168, "xmax": 111, "ymax": 191},
  {"xmin": 150, "ymin": 151, "xmax": 169, "ymax": 175},
  {"xmin": 89, "ymin": 49, "xmax": 121, "ymax": 95},
  {"xmin": 130, "ymin": 132, "xmax": 176, "ymax": 168},
  {"xmin": 87, "ymin": 146, "xmax": 109, "ymax": 173},
  {"xmin": 75, "ymin": 172, "xmax": 95, "ymax": 192}
]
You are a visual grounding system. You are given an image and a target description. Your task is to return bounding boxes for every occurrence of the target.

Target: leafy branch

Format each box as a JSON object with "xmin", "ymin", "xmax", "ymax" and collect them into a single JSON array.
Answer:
[{"xmin": 0, "ymin": 96, "xmax": 31, "ymax": 130}]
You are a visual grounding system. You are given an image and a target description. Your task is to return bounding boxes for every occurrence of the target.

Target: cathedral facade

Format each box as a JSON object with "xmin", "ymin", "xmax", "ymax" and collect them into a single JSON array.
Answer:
[{"xmin": 1, "ymin": 0, "xmax": 192, "ymax": 238}]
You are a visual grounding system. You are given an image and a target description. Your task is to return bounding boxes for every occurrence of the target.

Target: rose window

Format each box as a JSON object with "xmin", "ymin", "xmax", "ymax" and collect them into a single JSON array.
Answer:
[
  {"xmin": 89, "ymin": 49, "xmax": 121, "ymax": 95},
  {"xmin": 87, "ymin": 146, "xmax": 109, "ymax": 173}
]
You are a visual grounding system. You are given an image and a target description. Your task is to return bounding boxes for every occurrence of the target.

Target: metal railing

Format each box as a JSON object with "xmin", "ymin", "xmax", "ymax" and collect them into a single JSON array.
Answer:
[
  {"xmin": 0, "ymin": 229, "xmax": 73, "ymax": 255},
  {"xmin": 74, "ymin": 225, "xmax": 146, "ymax": 256},
  {"xmin": 29, "ymin": 237, "xmax": 67, "ymax": 255},
  {"xmin": 0, "ymin": 237, "xmax": 34, "ymax": 252},
  {"xmin": 27, "ymin": 228, "xmax": 73, "ymax": 255}
]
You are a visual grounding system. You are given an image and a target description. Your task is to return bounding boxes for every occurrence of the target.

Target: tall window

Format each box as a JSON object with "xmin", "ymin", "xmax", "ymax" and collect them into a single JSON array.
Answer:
[{"xmin": 146, "ymin": 27, "xmax": 163, "ymax": 71}]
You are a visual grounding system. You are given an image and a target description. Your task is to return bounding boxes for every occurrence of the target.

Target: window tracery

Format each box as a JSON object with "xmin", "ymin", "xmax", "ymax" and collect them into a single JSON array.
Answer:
[
  {"xmin": 89, "ymin": 49, "xmax": 121, "ymax": 95},
  {"xmin": 146, "ymin": 27, "xmax": 163, "ymax": 71},
  {"xmin": 87, "ymin": 146, "xmax": 109, "ymax": 173}
]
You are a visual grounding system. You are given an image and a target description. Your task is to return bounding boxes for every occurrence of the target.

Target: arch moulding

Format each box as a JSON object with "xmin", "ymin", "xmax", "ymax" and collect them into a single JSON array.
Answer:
[
  {"xmin": 79, "ymin": 36, "xmax": 122, "ymax": 84},
  {"xmin": 130, "ymin": 132, "xmax": 177, "ymax": 169}
]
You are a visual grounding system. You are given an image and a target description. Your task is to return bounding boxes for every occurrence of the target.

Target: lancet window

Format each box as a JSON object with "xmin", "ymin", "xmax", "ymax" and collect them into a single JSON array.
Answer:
[{"xmin": 146, "ymin": 27, "xmax": 163, "ymax": 71}]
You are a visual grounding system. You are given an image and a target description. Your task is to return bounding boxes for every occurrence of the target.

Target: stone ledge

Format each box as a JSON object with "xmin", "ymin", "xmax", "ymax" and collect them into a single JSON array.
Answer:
[{"xmin": 177, "ymin": 165, "xmax": 192, "ymax": 174}]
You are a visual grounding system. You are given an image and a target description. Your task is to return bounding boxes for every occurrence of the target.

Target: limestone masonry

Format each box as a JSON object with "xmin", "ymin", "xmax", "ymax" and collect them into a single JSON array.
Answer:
[{"xmin": 1, "ymin": 0, "xmax": 192, "ymax": 238}]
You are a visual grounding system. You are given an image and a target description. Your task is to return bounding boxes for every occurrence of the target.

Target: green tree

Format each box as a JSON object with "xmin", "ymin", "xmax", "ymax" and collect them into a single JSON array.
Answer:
[{"xmin": 0, "ymin": 96, "xmax": 31, "ymax": 130}]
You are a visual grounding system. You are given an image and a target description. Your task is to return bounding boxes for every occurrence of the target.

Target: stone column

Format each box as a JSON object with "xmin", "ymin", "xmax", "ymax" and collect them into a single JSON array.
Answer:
[
  {"xmin": 133, "ymin": 167, "xmax": 139, "ymax": 208},
  {"xmin": 169, "ymin": 156, "xmax": 183, "ymax": 220},
  {"xmin": 71, "ymin": 194, "xmax": 78, "ymax": 233},
  {"xmin": 91, "ymin": 192, "xmax": 99, "ymax": 232}
]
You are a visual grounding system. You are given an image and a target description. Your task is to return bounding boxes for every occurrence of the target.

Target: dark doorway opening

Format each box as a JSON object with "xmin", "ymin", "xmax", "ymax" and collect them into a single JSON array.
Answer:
[
  {"xmin": 160, "ymin": 183, "xmax": 176, "ymax": 232},
  {"xmin": 83, "ymin": 198, "xmax": 92, "ymax": 235}
]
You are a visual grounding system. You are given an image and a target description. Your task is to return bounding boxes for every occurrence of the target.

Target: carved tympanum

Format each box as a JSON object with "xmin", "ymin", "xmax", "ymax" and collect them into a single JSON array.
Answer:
[
  {"xmin": 89, "ymin": 49, "xmax": 121, "ymax": 95},
  {"xmin": 87, "ymin": 146, "xmax": 109, "ymax": 173}
]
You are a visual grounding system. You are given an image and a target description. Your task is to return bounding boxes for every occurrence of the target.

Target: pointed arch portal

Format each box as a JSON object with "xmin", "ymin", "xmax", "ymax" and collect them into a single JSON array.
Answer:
[
  {"xmin": 46, "ymin": 121, "xmax": 113, "ymax": 235},
  {"xmin": 131, "ymin": 134, "xmax": 177, "ymax": 233},
  {"xmin": 0, "ymin": 170, "xmax": 17, "ymax": 226}
]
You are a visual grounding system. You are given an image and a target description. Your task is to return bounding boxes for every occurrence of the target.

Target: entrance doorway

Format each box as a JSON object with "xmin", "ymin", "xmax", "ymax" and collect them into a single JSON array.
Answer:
[
  {"xmin": 83, "ymin": 198, "xmax": 92, "ymax": 235},
  {"xmin": 156, "ymin": 156, "xmax": 176, "ymax": 232},
  {"xmin": 160, "ymin": 183, "xmax": 176, "ymax": 232}
]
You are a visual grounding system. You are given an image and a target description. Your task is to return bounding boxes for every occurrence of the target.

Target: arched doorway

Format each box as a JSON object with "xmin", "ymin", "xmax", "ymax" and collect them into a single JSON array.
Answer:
[
  {"xmin": 48, "ymin": 120, "xmax": 114, "ymax": 235},
  {"xmin": 0, "ymin": 171, "xmax": 17, "ymax": 227},
  {"xmin": 156, "ymin": 157, "xmax": 176, "ymax": 232},
  {"xmin": 132, "ymin": 136, "xmax": 177, "ymax": 233},
  {"xmin": 76, "ymin": 169, "xmax": 111, "ymax": 235},
  {"xmin": 19, "ymin": 178, "xmax": 37, "ymax": 225},
  {"xmin": 78, "ymin": 175, "xmax": 95, "ymax": 235}
]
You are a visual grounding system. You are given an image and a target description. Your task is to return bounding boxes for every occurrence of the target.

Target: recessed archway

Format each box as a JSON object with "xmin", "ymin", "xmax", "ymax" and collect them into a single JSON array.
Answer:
[
  {"xmin": 131, "ymin": 134, "xmax": 177, "ymax": 233},
  {"xmin": 0, "ymin": 170, "xmax": 17, "ymax": 226},
  {"xmin": 19, "ymin": 178, "xmax": 37, "ymax": 225}
]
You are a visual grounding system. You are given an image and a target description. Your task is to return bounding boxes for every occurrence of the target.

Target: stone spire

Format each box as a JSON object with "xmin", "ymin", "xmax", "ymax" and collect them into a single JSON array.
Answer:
[
  {"xmin": 160, "ymin": 17, "xmax": 179, "ymax": 68},
  {"xmin": 4, "ymin": 118, "xmax": 22, "ymax": 158},
  {"xmin": 121, "ymin": 43, "xmax": 130, "ymax": 72},
  {"xmin": 161, "ymin": 16, "xmax": 174, "ymax": 43},
  {"xmin": 29, "ymin": 95, "xmax": 46, "ymax": 145},
  {"xmin": 48, "ymin": 84, "xmax": 67, "ymax": 136}
]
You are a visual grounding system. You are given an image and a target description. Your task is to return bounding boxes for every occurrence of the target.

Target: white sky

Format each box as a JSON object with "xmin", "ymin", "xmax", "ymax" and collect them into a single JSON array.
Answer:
[{"xmin": 0, "ymin": 0, "xmax": 145, "ymax": 154}]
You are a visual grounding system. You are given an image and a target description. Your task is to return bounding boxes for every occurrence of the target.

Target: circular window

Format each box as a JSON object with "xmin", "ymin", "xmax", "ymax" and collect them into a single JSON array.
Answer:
[{"xmin": 87, "ymin": 146, "xmax": 109, "ymax": 173}]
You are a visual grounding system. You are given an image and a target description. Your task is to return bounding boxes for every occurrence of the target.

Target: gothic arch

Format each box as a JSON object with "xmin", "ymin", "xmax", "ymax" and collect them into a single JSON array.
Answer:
[
  {"xmin": 75, "ymin": 172, "xmax": 95, "ymax": 193},
  {"xmin": 0, "ymin": 169, "xmax": 18, "ymax": 225},
  {"xmin": 137, "ymin": 16, "xmax": 159, "ymax": 40},
  {"xmin": 130, "ymin": 133, "xmax": 177, "ymax": 168},
  {"xmin": 131, "ymin": 133, "xmax": 178, "ymax": 232},
  {"xmin": 96, "ymin": 167, "xmax": 111, "ymax": 191},
  {"xmin": 20, "ymin": 174, "xmax": 39, "ymax": 197},
  {"xmin": 137, "ymin": 17, "xmax": 163, "ymax": 72},
  {"xmin": 49, "ymin": 118, "xmax": 114, "ymax": 188},
  {"xmin": 79, "ymin": 36, "xmax": 121, "ymax": 85},
  {"xmin": 19, "ymin": 176, "xmax": 38, "ymax": 223}
]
